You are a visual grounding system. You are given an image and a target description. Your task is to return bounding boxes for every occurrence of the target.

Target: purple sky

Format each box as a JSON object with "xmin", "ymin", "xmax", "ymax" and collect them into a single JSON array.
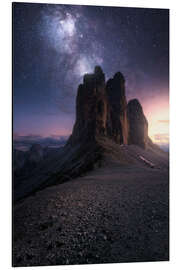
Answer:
[{"xmin": 13, "ymin": 3, "xmax": 169, "ymax": 144}]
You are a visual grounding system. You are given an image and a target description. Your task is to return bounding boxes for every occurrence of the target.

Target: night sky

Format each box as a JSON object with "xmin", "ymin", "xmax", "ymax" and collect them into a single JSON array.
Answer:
[{"xmin": 13, "ymin": 3, "xmax": 169, "ymax": 146}]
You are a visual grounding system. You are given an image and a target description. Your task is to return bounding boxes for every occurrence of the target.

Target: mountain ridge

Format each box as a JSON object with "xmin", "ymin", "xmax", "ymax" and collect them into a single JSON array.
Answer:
[{"xmin": 13, "ymin": 66, "xmax": 168, "ymax": 202}]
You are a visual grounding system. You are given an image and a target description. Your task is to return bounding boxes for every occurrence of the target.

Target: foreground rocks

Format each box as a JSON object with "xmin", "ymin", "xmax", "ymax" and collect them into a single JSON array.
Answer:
[
  {"xmin": 13, "ymin": 66, "xmax": 169, "ymax": 266},
  {"xmin": 13, "ymin": 164, "xmax": 169, "ymax": 266},
  {"xmin": 14, "ymin": 67, "xmax": 155, "ymax": 202}
]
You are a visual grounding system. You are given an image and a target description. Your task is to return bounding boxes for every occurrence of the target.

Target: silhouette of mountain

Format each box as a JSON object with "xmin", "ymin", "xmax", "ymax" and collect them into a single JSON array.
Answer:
[
  {"xmin": 13, "ymin": 67, "xmax": 169, "ymax": 266},
  {"xmin": 68, "ymin": 66, "xmax": 149, "ymax": 147},
  {"xmin": 13, "ymin": 67, "xmax": 168, "ymax": 202},
  {"xmin": 13, "ymin": 135, "xmax": 68, "ymax": 151}
]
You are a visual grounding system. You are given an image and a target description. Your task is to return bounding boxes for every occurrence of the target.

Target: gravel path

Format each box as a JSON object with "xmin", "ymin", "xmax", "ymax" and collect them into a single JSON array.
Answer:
[{"xmin": 13, "ymin": 165, "xmax": 169, "ymax": 266}]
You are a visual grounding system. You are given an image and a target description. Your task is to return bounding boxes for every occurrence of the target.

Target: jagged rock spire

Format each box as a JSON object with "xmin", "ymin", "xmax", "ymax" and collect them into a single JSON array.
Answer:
[
  {"xmin": 68, "ymin": 66, "xmax": 107, "ymax": 145},
  {"xmin": 106, "ymin": 72, "xmax": 128, "ymax": 144},
  {"xmin": 14, "ymin": 67, "xmax": 154, "ymax": 202},
  {"xmin": 68, "ymin": 66, "xmax": 148, "ymax": 149},
  {"xmin": 127, "ymin": 99, "xmax": 148, "ymax": 148}
]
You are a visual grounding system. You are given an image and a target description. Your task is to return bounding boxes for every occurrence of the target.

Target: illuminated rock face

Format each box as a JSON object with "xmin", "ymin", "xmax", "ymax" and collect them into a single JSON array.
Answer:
[{"xmin": 68, "ymin": 66, "xmax": 148, "ymax": 149}]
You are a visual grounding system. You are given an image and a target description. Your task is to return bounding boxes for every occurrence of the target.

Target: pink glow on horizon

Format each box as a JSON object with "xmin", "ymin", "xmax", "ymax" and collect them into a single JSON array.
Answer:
[
  {"xmin": 14, "ymin": 92, "xmax": 169, "ymax": 145},
  {"xmin": 143, "ymin": 94, "xmax": 169, "ymax": 144}
]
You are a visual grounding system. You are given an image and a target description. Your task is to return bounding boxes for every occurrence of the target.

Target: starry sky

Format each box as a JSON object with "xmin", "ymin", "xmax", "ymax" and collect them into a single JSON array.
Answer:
[{"xmin": 13, "ymin": 2, "xmax": 169, "ymax": 146}]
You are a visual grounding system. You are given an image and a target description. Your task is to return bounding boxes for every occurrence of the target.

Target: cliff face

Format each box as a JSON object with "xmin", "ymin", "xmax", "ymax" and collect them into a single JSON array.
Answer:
[
  {"xmin": 14, "ymin": 66, "xmax": 167, "ymax": 202},
  {"xmin": 68, "ymin": 66, "xmax": 107, "ymax": 145},
  {"xmin": 106, "ymin": 72, "xmax": 129, "ymax": 144},
  {"xmin": 127, "ymin": 99, "xmax": 148, "ymax": 148},
  {"xmin": 68, "ymin": 66, "xmax": 148, "ymax": 149}
]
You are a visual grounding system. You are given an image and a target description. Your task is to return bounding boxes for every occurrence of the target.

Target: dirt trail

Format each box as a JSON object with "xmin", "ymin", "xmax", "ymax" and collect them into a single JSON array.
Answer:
[{"xmin": 13, "ymin": 165, "xmax": 169, "ymax": 266}]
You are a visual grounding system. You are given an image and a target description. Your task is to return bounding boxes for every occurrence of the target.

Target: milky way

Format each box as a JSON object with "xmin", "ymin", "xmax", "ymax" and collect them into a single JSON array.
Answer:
[{"xmin": 13, "ymin": 3, "xmax": 169, "ymax": 143}]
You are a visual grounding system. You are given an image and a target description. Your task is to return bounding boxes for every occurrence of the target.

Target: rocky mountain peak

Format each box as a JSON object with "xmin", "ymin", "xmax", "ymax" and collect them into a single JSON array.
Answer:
[
  {"xmin": 14, "ymin": 67, "xmax": 166, "ymax": 202},
  {"xmin": 68, "ymin": 66, "xmax": 148, "ymax": 149},
  {"xmin": 68, "ymin": 66, "xmax": 107, "ymax": 145},
  {"xmin": 106, "ymin": 71, "xmax": 128, "ymax": 144},
  {"xmin": 83, "ymin": 65, "xmax": 105, "ymax": 87},
  {"xmin": 127, "ymin": 99, "xmax": 148, "ymax": 148}
]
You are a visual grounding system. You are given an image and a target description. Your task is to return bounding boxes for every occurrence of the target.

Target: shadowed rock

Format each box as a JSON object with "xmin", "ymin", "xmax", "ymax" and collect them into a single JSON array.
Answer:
[
  {"xmin": 106, "ymin": 72, "xmax": 129, "ymax": 144},
  {"xmin": 68, "ymin": 66, "xmax": 107, "ymax": 145},
  {"xmin": 13, "ymin": 66, "xmax": 167, "ymax": 202},
  {"xmin": 28, "ymin": 144, "xmax": 44, "ymax": 163},
  {"xmin": 127, "ymin": 99, "xmax": 148, "ymax": 148},
  {"xmin": 68, "ymin": 67, "xmax": 129, "ymax": 146}
]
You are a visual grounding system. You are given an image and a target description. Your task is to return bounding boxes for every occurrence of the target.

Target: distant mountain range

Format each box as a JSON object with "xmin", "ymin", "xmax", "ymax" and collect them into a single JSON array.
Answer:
[
  {"xmin": 157, "ymin": 143, "xmax": 169, "ymax": 152},
  {"xmin": 13, "ymin": 134, "xmax": 68, "ymax": 151},
  {"xmin": 13, "ymin": 67, "xmax": 169, "ymax": 202}
]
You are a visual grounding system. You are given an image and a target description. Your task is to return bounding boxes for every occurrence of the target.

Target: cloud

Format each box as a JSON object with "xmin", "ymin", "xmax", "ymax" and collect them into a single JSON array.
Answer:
[
  {"xmin": 157, "ymin": 143, "xmax": 169, "ymax": 152},
  {"xmin": 157, "ymin": 120, "xmax": 169, "ymax": 124},
  {"xmin": 13, "ymin": 134, "xmax": 42, "ymax": 142},
  {"xmin": 154, "ymin": 133, "xmax": 169, "ymax": 143},
  {"xmin": 153, "ymin": 132, "xmax": 169, "ymax": 152},
  {"xmin": 13, "ymin": 133, "xmax": 69, "ymax": 150}
]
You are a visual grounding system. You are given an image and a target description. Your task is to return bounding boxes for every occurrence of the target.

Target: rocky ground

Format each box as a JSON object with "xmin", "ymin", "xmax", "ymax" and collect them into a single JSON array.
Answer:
[{"xmin": 13, "ymin": 163, "xmax": 169, "ymax": 267}]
